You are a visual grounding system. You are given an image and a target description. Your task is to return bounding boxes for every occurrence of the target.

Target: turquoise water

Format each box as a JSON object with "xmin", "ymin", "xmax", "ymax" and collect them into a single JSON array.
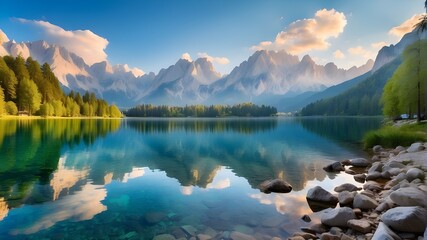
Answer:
[{"xmin": 0, "ymin": 117, "xmax": 382, "ymax": 239}]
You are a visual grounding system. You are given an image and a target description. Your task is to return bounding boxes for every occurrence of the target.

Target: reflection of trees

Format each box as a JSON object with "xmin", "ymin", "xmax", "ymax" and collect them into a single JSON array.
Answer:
[
  {"xmin": 297, "ymin": 117, "xmax": 382, "ymax": 144},
  {"xmin": 0, "ymin": 119, "xmax": 120, "ymax": 210},
  {"xmin": 127, "ymin": 118, "xmax": 277, "ymax": 134}
]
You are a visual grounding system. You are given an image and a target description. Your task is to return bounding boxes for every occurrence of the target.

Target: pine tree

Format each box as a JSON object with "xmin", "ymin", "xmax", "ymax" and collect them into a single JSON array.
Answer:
[
  {"xmin": 17, "ymin": 78, "xmax": 42, "ymax": 115},
  {"xmin": 0, "ymin": 57, "xmax": 18, "ymax": 101}
]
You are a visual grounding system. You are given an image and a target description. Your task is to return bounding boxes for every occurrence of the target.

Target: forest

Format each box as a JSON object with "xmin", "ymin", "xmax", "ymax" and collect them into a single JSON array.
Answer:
[
  {"xmin": 0, "ymin": 56, "xmax": 122, "ymax": 118},
  {"xmin": 125, "ymin": 103, "xmax": 277, "ymax": 117}
]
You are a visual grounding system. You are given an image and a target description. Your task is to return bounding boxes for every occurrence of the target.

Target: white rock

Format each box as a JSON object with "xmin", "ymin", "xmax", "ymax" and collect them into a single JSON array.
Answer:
[
  {"xmin": 389, "ymin": 187, "xmax": 427, "ymax": 208},
  {"xmin": 320, "ymin": 207, "xmax": 356, "ymax": 227},
  {"xmin": 381, "ymin": 206, "xmax": 427, "ymax": 233},
  {"xmin": 353, "ymin": 193, "xmax": 378, "ymax": 210},
  {"xmin": 405, "ymin": 168, "xmax": 425, "ymax": 182},
  {"xmin": 371, "ymin": 222, "xmax": 401, "ymax": 240},
  {"xmin": 407, "ymin": 142, "xmax": 425, "ymax": 153}
]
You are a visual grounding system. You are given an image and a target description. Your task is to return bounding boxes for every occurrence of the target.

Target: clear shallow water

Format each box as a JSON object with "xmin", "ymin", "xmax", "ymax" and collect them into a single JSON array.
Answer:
[{"xmin": 0, "ymin": 117, "xmax": 382, "ymax": 239}]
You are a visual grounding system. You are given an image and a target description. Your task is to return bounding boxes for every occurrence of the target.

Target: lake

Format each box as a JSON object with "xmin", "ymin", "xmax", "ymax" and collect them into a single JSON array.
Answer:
[{"xmin": 0, "ymin": 117, "xmax": 382, "ymax": 239}]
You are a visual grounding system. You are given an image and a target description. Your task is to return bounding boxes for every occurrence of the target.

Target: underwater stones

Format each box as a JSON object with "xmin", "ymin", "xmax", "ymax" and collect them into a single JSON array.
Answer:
[
  {"xmin": 334, "ymin": 183, "xmax": 361, "ymax": 192},
  {"xmin": 119, "ymin": 231, "xmax": 138, "ymax": 240},
  {"xmin": 181, "ymin": 225, "xmax": 198, "ymax": 237},
  {"xmin": 153, "ymin": 234, "xmax": 176, "ymax": 240},
  {"xmin": 323, "ymin": 162, "xmax": 345, "ymax": 172},
  {"xmin": 143, "ymin": 211, "xmax": 166, "ymax": 224},
  {"xmin": 230, "ymin": 231, "xmax": 256, "ymax": 240},
  {"xmin": 261, "ymin": 216, "xmax": 284, "ymax": 228},
  {"xmin": 381, "ymin": 206, "xmax": 427, "ymax": 233},
  {"xmin": 306, "ymin": 186, "xmax": 338, "ymax": 205},
  {"xmin": 259, "ymin": 179, "xmax": 292, "ymax": 193}
]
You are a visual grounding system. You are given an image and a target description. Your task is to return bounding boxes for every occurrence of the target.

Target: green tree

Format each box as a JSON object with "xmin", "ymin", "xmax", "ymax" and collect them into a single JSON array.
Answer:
[
  {"xmin": 5, "ymin": 101, "xmax": 18, "ymax": 115},
  {"xmin": 39, "ymin": 102, "xmax": 55, "ymax": 116},
  {"xmin": 41, "ymin": 63, "xmax": 63, "ymax": 101},
  {"xmin": 109, "ymin": 105, "xmax": 122, "ymax": 118},
  {"xmin": 0, "ymin": 57, "xmax": 18, "ymax": 101},
  {"xmin": 0, "ymin": 86, "xmax": 5, "ymax": 116},
  {"xmin": 51, "ymin": 100, "xmax": 65, "ymax": 117},
  {"xmin": 17, "ymin": 78, "xmax": 42, "ymax": 115},
  {"xmin": 9, "ymin": 56, "xmax": 30, "ymax": 82},
  {"xmin": 414, "ymin": 1, "xmax": 427, "ymax": 120}
]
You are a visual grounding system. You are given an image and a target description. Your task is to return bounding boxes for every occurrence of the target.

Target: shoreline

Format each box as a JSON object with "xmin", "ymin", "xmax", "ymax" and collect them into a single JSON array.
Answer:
[
  {"xmin": 290, "ymin": 142, "xmax": 427, "ymax": 240},
  {"xmin": 0, "ymin": 116, "xmax": 123, "ymax": 120}
]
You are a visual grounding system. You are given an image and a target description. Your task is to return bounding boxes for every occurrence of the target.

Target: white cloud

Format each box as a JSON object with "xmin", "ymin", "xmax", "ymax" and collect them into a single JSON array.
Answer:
[
  {"xmin": 197, "ymin": 52, "xmax": 230, "ymax": 65},
  {"xmin": 348, "ymin": 46, "xmax": 374, "ymax": 59},
  {"xmin": 181, "ymin": 52, "xmax": 193, "ymax": 61},
  {"xmin": 15, "ymin": 18, "xmax": 108, "ymax": 65},
  {"xmin": 251, "ymin": 9, "xmax": 347, "ymax": 54},
  {"xmin": 389, "ymin": 14, "xmax": 424, "ymax": 38},
  {"xmin": 333, "ymin": 50, "xmax": 345, "ymax": 59}
]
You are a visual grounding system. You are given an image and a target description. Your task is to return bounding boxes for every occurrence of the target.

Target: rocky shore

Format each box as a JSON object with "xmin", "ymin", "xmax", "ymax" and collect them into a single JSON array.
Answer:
[{"xmin": 290, "ymin": 142, "xmax": 427, "ymax": 240}]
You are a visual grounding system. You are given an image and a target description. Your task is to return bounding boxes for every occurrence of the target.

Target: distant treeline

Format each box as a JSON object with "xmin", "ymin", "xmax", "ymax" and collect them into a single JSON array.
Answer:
[
  {"xmin": 0, "ymin": 56, "xmax": 122, "ymax": 117},
  {"xmin": 125, "ymin": 103, "xmax": 277, "ymax": 117}
]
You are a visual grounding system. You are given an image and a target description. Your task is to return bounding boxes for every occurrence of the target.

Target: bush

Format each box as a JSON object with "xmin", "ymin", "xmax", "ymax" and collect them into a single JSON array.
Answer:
[{"xmin": 363, "ymin": 124, "xmax": 426, "ymax": 149}]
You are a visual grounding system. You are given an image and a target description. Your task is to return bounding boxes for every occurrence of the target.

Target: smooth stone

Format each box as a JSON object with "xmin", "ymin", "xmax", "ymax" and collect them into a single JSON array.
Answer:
[
  {"xmin": 371, "ymin": 155, "xmax": 381, "ymax": 162},
  {"xmin": 229, "ymin": 231, "xmax": 256, "ymax": 240},
  {"xmin": 353, "ymin": 194, "xmax": 378, "ymax": 210},
  {"xmin": 381, "ymin": 171, "xmax": 392, "ymax": 179},
  {"xmin": 334, "ymin": 183, "xmax": 361, "ymax": 192},
  {"xmin": 366, "ymin": 172, "xmax": 382, "ymax": 181},
  {"xmin": 292, "ymin": 232, "xmax": 317, "ymax": 239},
  {"xmin": 181, "ymin": 225, "xmax": 198, "ymax": 237},
  {"xmin": 259, "ymin": 179, "xmax": 292, "ymax": 194},
  {"xmin": 360, "ymin": 190, "xmax": 375, "ymax": 198},
  {"xmin": 202, "ymin": 227, "xmax": 217, "ymax": 238},
  {"xmin": 307, "ymin": 199, "xmax": 337, "ymax": 212},
  {"xmin": 389, "ymin": 187, "xmax": 427, "ymax": 207},
  {"xmin": 338, "ymin": 191, "xmax": 355, "ymax": 206},
  {"xmin": 306, "ymin": 186, "xmax": 338, "ymax": 204},
  {"xmin": 320, "ymin": 207, "xmax": 356, "ymax": 227},
  {"xmin": 233, "ymin": 225, "xmax": 253, "ymax": 235},
  {"xmin": 385, "ymin": 161, "xmax": 406, "ymax": 169},
  {"xmin": 363, "ymin": 181, "xmax": 383, "ymax": 192},
  {"xmin": 323, "ymin": 162, "xmax": 345, "ymax": 172},
  {"xmin": 368, "ymin": 163, "xmax": 384, "ymax": 173},
  {"xmin": 307, "ymin": 223, "xmax": 328, "ymax": 234},
  {"xmin": 300, "ymin": 227, "xmax": 317, "ymax": 235},
  {"xmin": 301, "ymin": 214, "xmax": 311, "ymax": 222},
  {"xmin": 407, "ymin": 142, "xmax": 425, "ymax": 152},
  {"xmin": 153, "ymin": 234, "xmax": 176, "ymax": 240},
  {"xmin": 381, "ymin": 206, "xmax": 427, "ymax": 233},
  {"xmin": 320, "ymin": 233, "xmax": 340, "ymax": 240},
  {"xmin": 341, "ymin": 159, "xmax": 352, "ymax": 166},
  {"xmin": 375, "ymin": 201, "xmax": 392, "ymax": 213},
  {"xmin": 354, "ymin": 174, "xmax": 366, "ymax": 183},
  {"xmin": 347, "ymin": 219, "xmax": 372, "ymax": 234},
  {"xmin": 405, "ymin": 168, "xmax": 425, "ymax": 182},
  {"xmin": 329, "ymin": 227, "xmax": 343, "ymax": 235},
  {"xmin": 373, "ymin": 145, "xmax": 383, "ymax": 153},
  {"xmin": 350, "ymin": 158, "xmax": 370, "ymax": 167},
  {"xmin": 395, "ymin": 146, "xmax": 405, "ymax": 153},
  {"xmin": 371, "ymin": 222, "xmax": 401, "ymax": 240}
]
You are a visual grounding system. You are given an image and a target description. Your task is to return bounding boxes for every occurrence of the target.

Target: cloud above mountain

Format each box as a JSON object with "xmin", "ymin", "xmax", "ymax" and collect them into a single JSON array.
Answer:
[
  {"xmin": 15, "ymin": 18, "xmax": 108, "ymax": 65},
  {"xmin": 197, "ymin": 52, "xmax": 230, "ymax": 65},
  {"xmin": 389, "ymin": 14, "xmax": 424, "ymax": 38},
  {"xmin": 251, "ymin": 9, "xmax": 347, "ymax": 54}
]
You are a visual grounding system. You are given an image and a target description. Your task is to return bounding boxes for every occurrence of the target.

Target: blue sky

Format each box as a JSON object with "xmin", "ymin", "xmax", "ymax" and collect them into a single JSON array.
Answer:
[{"xmin": 0, "ymin": 0, "xmax": 424, "ymax": 74}]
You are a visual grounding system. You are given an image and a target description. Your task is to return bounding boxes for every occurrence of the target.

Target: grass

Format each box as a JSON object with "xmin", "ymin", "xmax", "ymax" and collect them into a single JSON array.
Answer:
[{"xmin": 363, "ymin": 122, "xmax": 426, "ymax": 149}]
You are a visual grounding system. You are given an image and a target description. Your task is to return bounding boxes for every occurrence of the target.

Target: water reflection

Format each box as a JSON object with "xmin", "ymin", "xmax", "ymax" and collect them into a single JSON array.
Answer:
[{"xmin": 0, "ymin": 117, "xmax": 381, "ymax": 239}]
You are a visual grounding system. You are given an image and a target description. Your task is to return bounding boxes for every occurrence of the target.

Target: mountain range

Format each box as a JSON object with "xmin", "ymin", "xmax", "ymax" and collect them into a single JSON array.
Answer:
[{"xmin": 0, "ymin": 29, "xmax": 374, "ymax": 109}]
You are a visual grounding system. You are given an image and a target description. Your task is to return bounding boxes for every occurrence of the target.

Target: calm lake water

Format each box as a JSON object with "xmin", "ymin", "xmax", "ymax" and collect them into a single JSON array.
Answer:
[{"xmin": 0, "ymin": 117, "xmax": 382, "ymax": 239}]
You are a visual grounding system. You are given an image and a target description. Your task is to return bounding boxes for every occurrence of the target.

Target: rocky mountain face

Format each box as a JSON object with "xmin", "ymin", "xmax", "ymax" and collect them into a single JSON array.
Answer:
[{"xmin": 0, "ymin": 29, "xmax": 374, "ymax": 108}]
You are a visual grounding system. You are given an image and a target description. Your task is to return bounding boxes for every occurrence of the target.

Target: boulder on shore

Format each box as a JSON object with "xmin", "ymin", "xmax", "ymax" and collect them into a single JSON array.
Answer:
[
  {"xmin": 334, "ymin": 183, "xmax": 361, "ymax": 192},
  {"xmin": 349, "ymin": 158, "xmax": 370, "ymax": 167},
  {"xmin": 353, "ymin": 193, "xmax": 378, "ymax": 210},
  {"xmin": 306, "ymin": 186, "xmax": 338, "ymax": 204},
  {"xmin": 389, "ymin": 187, "xmax": 427, "ymax": 208},
  {"xmin": 320, "ymin": 207, "xmax": 356, "ymax": 227},
  {"xmin": 347, "ymin": 219, "xmax": 372, "ymax": 234},
  {"xmin": 338, "ymin": 191, "xmax": 355, "ymax": 206},
  {"xmin": 371, "ymin": 222, "xmax": 401, "ymax": 240},
  {"xmin": 405, "ymin": 168, "xmax": 425, "ymax": 182},
  {"xmin": 381, "ymin": 206, "xmax": 427, "ymax": 233},
  {"xmin": 259, "ymin": 179, "xmax": 292, "ymax": 194}
]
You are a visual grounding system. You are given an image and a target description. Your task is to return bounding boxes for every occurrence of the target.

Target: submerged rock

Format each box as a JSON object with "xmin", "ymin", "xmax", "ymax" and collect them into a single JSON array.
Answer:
[
  {"xmin": 259, "ymin": 179, "xmax": 292, "ymax": 193},
  {"xmin": 320, "ymin": 207, "xmax": 356, "ymax": 227},
  {"xmin": 323, "ymin": 162, "xmax": 345, "ymax": 172},
  {"xmin": 306, "ymin": 186, "xmax": 338, "ymax": 204},
  {"xmin": 381, "ymin": 206, "xmax": 427, "ymax": 233},
  {"xmin": 153, "ymin": 234, "xmax": 176, "ymax": 240},
  {"xmin": 230, "ymin": 231, "xmax": 256, "ymax": 240}
]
